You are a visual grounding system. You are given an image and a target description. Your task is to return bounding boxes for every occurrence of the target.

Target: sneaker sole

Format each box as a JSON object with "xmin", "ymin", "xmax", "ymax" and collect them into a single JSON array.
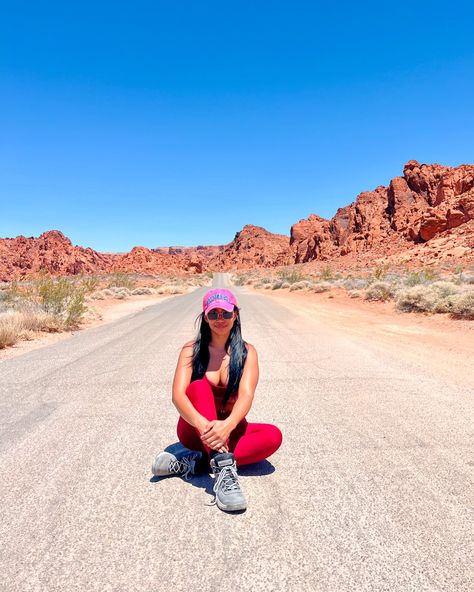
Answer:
[{"xmin": 216, "ymin": 498, "xmax": 247, "ymax": 512}]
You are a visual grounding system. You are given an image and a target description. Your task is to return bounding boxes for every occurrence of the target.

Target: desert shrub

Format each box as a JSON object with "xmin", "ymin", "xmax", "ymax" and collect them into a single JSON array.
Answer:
[
  {"xmin": 430, "ymin": 281, "xmax": 460, "ymax": 299},
  {"xmin": 106, "ymin": 273, "xmax": 136, "ymax": 290},
  {"xmin": 404, "ymin": 269, "xmax": 439, "ymax": 286},
  {"xmin": 450, "ymin": 292, "xmax": 474, "ymax": 319},
  {"xmin": 348, "ymin": 290, "xmax": 361, "ymax": 298},
  {"xmin": 423, "ymin": 282, "xmax": 461, "ymax": 313},
  {"xmin": 0, "ymin": 286, "xmax": 8, "ymax": 302},
  {"xmin": 276, "ymin": 269, "xmax": 306, "ymax": 284},
  {"xmin": 114, "ymin": 289, "xmax": 131, "ymax": 300},
  {"xmin": 289, "ymin": 281, "xmax": 310, "ymax": 291},
  {"xmin": 372, "ymin": 264, "xmax": 389, "ymax": 281},
  {"xmin": 432, "ymin": 294, "xmax": 461, "ymax": 314},
  {"xmin": 132, "ymin": 287, "xmax": 155, "ymax": 295},
  {"xmin": 108, "ymin": 286, "xmax": 132, "ymax": 297},
  {"xmin": 90, "ymin": 291, "xmax": 106, "ymax": 300},
  {"xmin": 232, "ymin": 275, "xmax": 246, "ymax": 286},
  {"xmin": 312, "ymin": 282, "xmax": 331, "ymax": 293},
  {"xmin": 1, "ymin": 280, "xmax": 33, "ymax": 304},
  {"xmin": 341, "ymin": 277, "xmax": 369, "ymax": 290},
  {"xmin": 80, "ymin": 276, "xmax": 99, "ymax": 293},
  {"xmin": 261, "ymin": 277, "xmax": 272, "ymax": 284},
  {"xmin": 395, "ymin": 285, "xmax": 438, "ymax": 313},
  {"xmin": 365, "ymin": 281, "xmax": 395, "ymax": 302},
  {"xmin": 157, "ymin": 285, "xmax": 185, "ymax": 295},
  {"xmin": 37, "ymin": 278, "xmax": 86, "ymax": 327},
  {"xmin": 64, "ymin": 292, "xmax": 87, "ymax": 327},
  {"xmin": 320, "ymin": 266, "xmax": 334, "ymax": 281},
  {"xmin": 456, "ymin": 273, "xmax": 474, "ymax": 285},
  {"xmin": 382, "ymin": 273, "xmax": 403, "ymax": 284}
]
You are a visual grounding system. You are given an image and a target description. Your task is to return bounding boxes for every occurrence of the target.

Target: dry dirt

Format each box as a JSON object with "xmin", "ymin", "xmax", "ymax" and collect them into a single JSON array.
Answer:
[{"xmin": 250, "ymin": 285, "xmax": 474, "ymax": 390}]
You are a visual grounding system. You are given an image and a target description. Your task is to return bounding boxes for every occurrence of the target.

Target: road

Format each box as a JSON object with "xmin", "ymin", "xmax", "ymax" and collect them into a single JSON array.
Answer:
[{"xmin": 0, "ymin": 272, "xmax": 472, "ymax": 591}]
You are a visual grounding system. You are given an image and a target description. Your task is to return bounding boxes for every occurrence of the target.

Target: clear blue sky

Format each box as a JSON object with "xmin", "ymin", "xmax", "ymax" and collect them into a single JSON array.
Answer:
[{"xmin": 1, "ymin": 1, "xmax": 473, "ymax": 252}]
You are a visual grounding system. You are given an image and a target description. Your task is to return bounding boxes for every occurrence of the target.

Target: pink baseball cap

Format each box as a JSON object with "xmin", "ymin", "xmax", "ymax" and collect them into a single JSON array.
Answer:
[{"xmin": 202, "ymin": 288, "xmax": 238, "ymax": 315}]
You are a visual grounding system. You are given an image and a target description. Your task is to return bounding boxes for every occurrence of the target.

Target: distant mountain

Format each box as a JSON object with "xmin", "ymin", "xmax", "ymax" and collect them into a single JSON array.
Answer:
[{"xmin": 1, "ymin": 160, "xmax": 473, "ymax": 280}]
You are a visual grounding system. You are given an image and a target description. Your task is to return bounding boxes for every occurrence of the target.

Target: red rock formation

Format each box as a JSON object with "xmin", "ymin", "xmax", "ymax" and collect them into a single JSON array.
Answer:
[
  {"xmin": 290, "ymin": 215, "xmax": 336, "ymax": 262},
  {"xmin": 290, "ymin": 160, "xmax": 474, "ymax": 266},
  {"xmin": 1, "ymin": 160, "xmax": 473, "ymax": 280},
  {"xmin": 115, "ymin": 246, "xmax": 205, "ymax": 275},
  {"xmin": 406, "ymin": 162, "xmax": 474, "ymax": 242},
  {"xmin": 0, "ymin": 231, "xmax": 213, "ymax": 280},
  {"xmin": 208, "ymin": 225, "xmax": 291, "ymax": 270},
  {"xmin": 0, "ymin": 231, "xmax": 114, "ymax": 281}
]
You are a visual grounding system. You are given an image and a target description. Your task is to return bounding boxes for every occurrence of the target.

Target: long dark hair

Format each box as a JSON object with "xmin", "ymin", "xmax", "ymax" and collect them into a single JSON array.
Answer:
[{"xmin": 191, "ymin": 306, "xmax": 248, "ymax": 406}]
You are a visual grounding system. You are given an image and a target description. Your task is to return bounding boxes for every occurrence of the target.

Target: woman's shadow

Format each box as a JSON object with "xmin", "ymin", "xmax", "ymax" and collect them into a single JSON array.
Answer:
[{"xmin": 150, "ymin": 441, "xmax": 276, "ymax": 496}]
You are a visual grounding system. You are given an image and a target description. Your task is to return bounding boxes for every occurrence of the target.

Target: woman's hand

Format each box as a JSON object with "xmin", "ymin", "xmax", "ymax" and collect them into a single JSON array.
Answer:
[
  {"xmin": 195, "ymin": 416, "xmax": 214, "ymax": 437},
  {"xmin": 200, "ymin": 420, "xmax": 231, "ymax": 453}
]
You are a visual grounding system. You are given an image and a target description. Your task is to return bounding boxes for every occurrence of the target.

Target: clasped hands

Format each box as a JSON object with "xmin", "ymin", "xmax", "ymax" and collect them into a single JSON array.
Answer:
[{"xmin": 199, "ymin": 418, "xmax": 232, "ymax": 453}]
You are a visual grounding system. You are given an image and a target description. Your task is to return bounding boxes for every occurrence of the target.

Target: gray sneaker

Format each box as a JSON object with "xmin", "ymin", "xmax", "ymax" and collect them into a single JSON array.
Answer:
[
  {"xmin": 210, "ymin": 452, "xmax": 247, "ymax": 512},
  {"xmin": 152, "ymin": 448, "xmax": 202, "ymax": 480}
]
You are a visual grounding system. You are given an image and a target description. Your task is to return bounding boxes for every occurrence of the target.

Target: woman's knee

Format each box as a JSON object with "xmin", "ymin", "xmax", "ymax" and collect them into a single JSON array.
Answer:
[
  {"xmin": 265, "ymin": 424, "xmax": 283, "ymax": 453},
  {"xmin": 185, "ymin": 378, "xmax": 212, "ymax": 400}
]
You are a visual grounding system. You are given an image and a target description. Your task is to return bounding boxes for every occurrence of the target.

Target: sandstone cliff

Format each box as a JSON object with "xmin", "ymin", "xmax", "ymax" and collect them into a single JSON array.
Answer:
[
  {"xmin": 290, "ymin": 160, "xmax": 474, "ymax": 266},
  {"xmin": 207, "ymin": 225, "xmax": 291, "ymax": 270},
  {"xmin": 1, "ymin": 160, "xmax": 473, "ymax": 280}
]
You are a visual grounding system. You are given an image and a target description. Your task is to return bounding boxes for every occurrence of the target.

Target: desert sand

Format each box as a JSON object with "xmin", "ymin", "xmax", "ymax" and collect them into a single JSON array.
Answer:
[{"xmin": 250, "ymin": 285, "xmax": 474, "ymax": 391}]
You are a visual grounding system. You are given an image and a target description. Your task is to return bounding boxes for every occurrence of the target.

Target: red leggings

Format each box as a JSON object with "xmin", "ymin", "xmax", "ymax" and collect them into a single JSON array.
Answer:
[{"xmin": 177, "ymin": 378, "xmax": 282, "ymax": 467}]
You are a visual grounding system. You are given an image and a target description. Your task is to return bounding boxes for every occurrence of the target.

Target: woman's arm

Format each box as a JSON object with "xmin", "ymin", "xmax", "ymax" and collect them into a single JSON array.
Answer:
[
  {"xmin": 171, "ymin": 342, "xmax": 211, "ymax": 434},
  {"xmin": 224, "ymin": 343, "xmax": 259, "ymax": 430}
]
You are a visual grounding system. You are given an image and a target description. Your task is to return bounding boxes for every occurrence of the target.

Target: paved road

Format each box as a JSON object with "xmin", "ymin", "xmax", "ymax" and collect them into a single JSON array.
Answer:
[{"xmin": 1, "ymin": 273, "xmax": 472, "ymax": 591}]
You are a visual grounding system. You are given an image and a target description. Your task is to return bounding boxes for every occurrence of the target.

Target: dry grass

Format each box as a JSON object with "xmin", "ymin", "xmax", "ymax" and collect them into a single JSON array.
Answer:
[
  {"xmin": 0, "ymin": 271, "xmax": 212, "ymax": 351},
  {"xmin": 0, "ymin": 312, "xmax": 22, "ymax": 348}
]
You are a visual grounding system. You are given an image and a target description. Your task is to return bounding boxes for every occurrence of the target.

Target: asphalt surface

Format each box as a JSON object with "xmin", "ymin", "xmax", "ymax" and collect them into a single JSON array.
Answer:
[{"xmin": 0, "ymin": 273, "xmax": 472, "ymax": 592}]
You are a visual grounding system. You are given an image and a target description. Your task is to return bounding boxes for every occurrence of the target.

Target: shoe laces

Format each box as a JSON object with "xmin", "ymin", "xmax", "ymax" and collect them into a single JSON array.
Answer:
[
  {"xmin": 168, "ymin": 453, "xmax": 198, "ymax": 480},
  {"xmin": 212, "ymin": 463, "xmax": 242, "ymax": 499}
]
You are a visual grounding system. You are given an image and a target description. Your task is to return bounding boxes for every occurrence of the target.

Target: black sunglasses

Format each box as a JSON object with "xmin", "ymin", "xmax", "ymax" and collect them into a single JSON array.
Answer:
[{"xmin": 207, "ymin": 310, "xmax": 234, "ymax": 320}]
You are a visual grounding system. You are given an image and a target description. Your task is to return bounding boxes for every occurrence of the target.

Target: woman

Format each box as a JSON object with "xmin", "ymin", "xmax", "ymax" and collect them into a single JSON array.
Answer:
[{"xmin": 152, "ymin": 288, "xmax": 282, "ymax": 512}]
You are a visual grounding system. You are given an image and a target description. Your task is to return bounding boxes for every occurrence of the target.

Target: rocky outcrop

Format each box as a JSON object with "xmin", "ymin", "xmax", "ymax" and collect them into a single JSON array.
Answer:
[
  {"xmin": 1, "ymin": 160, "xmax": 473, "ymax": 280},
  {"xmin": 0, "ymin": 231, "xmax": 114, "ymax": 280},
  {"xmin": 290, "ymin": 214, "xmax": 336, "ymax": 262},
  {"xmin": 290, "ymin": 160, "xmax": 474, "ymax": 265},
  {"xmin": 405, "ymin": 161, "xmax": 474, "ymax": 242},
  {"xmin": 208, "ymin": 225, "xmax": 291, "ymax": 270},
  {"xmin": 113, "ymin": 246, "xmax": 204, "ymax": 275},
  {"xmin": 0, "ymin": 231, "xmax": 216, "ymax": 280}
]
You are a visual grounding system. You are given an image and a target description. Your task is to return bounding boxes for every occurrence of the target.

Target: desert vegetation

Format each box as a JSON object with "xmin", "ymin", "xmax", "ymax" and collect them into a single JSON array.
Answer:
[
  {"xmin": 232, "ymin": 264, "xmax": 474, "ymax": 320},
  {"xmin": 0, "ymin": 271, "xmax": 211, "ymax": 349}
]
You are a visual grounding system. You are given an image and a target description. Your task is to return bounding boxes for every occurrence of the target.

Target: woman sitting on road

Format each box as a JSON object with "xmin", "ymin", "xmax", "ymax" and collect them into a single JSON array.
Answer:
[{"xmin": 152, "ymin": 288, "xmax": 282, "ymax": 512}]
